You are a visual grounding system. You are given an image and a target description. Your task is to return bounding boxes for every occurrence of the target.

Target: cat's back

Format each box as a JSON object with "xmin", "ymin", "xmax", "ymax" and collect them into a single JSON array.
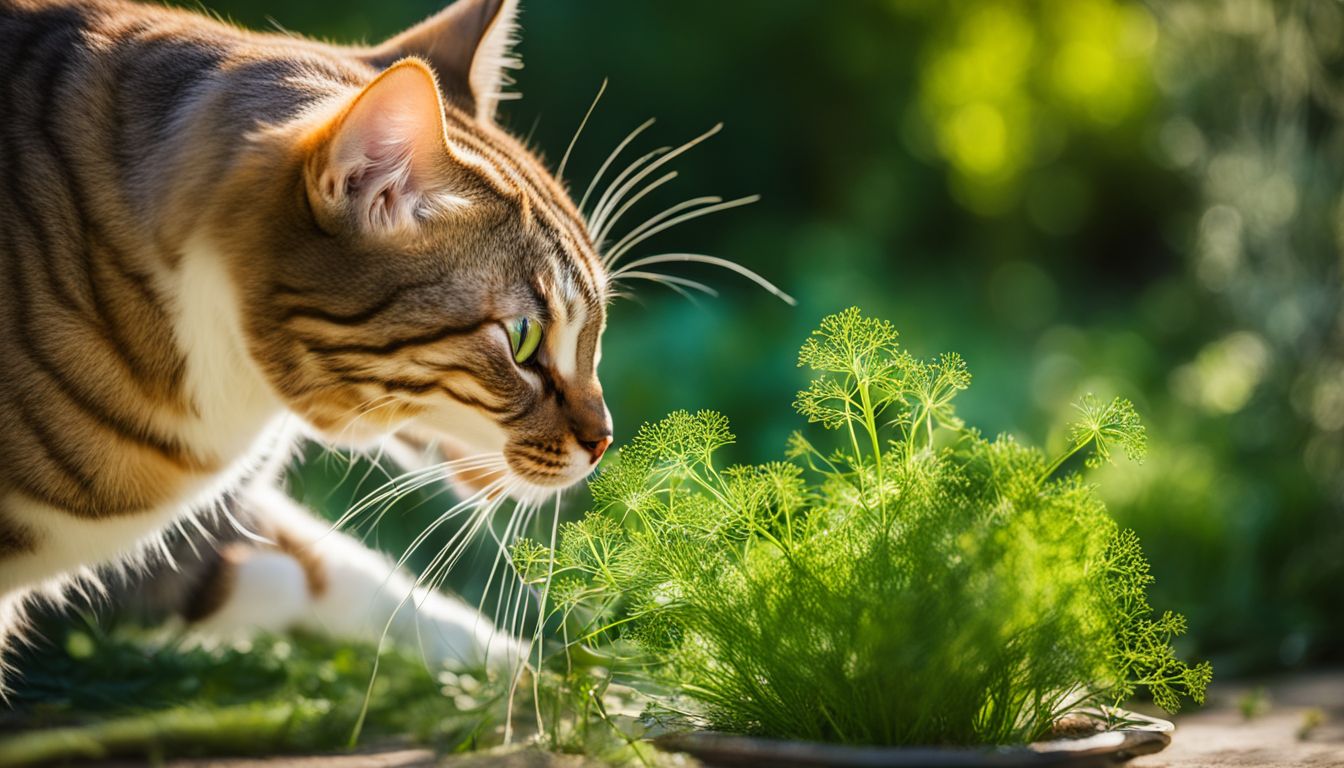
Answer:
[
  {"xmin": 0, "ymin": 0, "xmax": 369, "ymax": 115},
  {"xmin": 1, "ymin": 0, "xmax": 236, "ymax": 65},
  {"xmin": 0, "ymin": 0, "xmax": 370, "ymax": 522}
]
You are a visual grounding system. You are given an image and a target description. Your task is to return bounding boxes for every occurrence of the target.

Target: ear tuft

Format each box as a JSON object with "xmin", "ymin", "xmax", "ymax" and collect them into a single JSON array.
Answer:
[
  {"xmin": 310, "ymin": 60, "xmax": 465, "ymax": 234},
  {"xmin": 365, "ymin": 0, "xmax": 521, "ymax": 123}
]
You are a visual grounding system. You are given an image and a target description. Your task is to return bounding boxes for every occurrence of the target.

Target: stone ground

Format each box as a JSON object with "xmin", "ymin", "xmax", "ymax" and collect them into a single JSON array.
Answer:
[
  {"xmin": 1130, "ymin": 669, "xmax": 1344, "ymax": 768},
  {"xmin": 91, "ymin": 670, "xmax": 1344, "ymax": 767}
]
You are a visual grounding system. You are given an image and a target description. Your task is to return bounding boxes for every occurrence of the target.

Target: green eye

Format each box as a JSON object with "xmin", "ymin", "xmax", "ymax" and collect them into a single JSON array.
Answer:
[{"xmin": 507, "ymin": 317, "xmax": 543, "ymax": 364}]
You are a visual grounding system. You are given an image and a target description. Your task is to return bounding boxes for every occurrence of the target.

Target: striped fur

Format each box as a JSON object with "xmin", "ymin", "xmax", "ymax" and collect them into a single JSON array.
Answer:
[{"xmin": 0, "ymin": 0, "xmax": 611, "ymax": 660}]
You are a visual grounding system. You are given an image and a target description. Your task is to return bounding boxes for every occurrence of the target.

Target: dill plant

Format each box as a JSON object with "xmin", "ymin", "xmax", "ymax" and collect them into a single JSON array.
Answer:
[{"xmin": 515, "ymin": 308, "xmax": 1210, "ymax": 746}]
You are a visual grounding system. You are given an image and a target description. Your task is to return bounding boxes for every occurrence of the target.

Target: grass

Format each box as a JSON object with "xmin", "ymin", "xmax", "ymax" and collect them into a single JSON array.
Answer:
[
  {"xmin": 2, "ymin": 614, "xmax": 669, "ymax": 766},
  {"xmin": 1, "ymin": 617, "xmax": 511, "ymax": 765}
]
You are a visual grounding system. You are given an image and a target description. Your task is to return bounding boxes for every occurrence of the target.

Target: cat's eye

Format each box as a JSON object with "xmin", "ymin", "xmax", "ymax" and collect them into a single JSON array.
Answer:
[{"xmin": 507, "ymin": 317, "xmax": 543, "ymax": 364}]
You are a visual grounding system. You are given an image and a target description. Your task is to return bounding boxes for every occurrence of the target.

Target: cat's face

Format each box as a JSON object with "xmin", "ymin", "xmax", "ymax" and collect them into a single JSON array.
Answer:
[{"xmin": 221, "ymin": 1, "xmax": 612, "ymax": 496}]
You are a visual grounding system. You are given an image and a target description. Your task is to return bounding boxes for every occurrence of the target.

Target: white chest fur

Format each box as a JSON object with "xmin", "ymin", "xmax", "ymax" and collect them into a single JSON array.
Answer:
[{"xmin": 0, "ymin": 240, "xmax": 290, "ymax": 596}]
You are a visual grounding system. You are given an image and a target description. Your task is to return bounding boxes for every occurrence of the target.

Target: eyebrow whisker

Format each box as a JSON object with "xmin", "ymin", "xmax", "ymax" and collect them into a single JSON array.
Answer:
[
  {"xmin": 557, "ymin": 78, "xmax": 608, "ymax": 183},
  {"xmin": 587, "ymin": 123, "xmax": 724, "ymax": 238},
  {"xmin": 591, "ymin": 170, "xmax": 679, "ymax": 248},
  {"xmin": 578, "ymin": 117, "xmax": 657, "ymax": 214}
]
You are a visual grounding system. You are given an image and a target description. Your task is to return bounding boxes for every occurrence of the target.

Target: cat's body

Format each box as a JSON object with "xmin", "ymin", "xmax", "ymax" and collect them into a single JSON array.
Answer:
[{"xmin": 0, "ymin": 0, "xmax": 610, "ymax": 671}]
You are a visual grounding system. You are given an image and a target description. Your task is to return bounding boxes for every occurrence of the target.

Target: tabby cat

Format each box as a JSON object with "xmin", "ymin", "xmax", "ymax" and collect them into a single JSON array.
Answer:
[{"xmin": 0, "ymin": 0, "xmax": 612, "ymax": 673}]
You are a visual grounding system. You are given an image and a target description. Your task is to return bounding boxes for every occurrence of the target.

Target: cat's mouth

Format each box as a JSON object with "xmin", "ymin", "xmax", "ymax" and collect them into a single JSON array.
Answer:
[
  {"xmin": 427, "ymin": 435, "xmax": 597, "ymax": 506},
  {"xmin": 440, "ymin": 459, "xmax": 586, "ymax": 507},
  {"xmin": 501, "ymin": 438, "xmax": 601, "ymax": 492}
]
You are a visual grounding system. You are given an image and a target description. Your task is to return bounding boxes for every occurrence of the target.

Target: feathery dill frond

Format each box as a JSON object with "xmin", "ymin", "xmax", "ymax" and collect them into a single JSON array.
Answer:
[
  {"xmin": 1068, "ymin": 394, "xmax": 1148, "ymax": 469},
  {"xmin": 521, "ymin": 308, "xmax": 1209, "ymax": 747}
]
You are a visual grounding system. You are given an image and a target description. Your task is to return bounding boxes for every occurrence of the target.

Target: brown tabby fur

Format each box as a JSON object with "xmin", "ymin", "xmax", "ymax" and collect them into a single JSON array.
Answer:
[{"xmin": 0, "ymin": 0, "xmax": 611, "ymax": 649}]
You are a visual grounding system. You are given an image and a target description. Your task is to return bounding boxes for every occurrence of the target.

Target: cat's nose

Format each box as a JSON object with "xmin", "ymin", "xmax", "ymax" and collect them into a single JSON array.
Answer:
[
  {"xmin": 578, "ymin": 434, "xmax": 612, "ymax": 464},
  {"xmin": 573, "ymin": 401, "xmax": 613, "ymax": 464}
]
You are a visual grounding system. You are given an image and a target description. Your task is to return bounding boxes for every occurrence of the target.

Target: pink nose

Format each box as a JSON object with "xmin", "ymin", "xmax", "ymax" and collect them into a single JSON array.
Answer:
[{"xmin": 579, "ymin": 434, "xmax": 612, "ymax": 464}]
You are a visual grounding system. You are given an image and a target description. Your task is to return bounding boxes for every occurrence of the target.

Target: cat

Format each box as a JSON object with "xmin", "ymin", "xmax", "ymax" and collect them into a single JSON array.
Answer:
[{"xmin": 0, "ymin": 0, "xmax": 613, "ymax": 677}]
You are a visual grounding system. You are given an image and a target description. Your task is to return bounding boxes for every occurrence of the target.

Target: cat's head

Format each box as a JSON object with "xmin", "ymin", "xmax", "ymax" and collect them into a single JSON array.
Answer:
[{"xmin": 222, "ymin": 0, "xmax": 611, "ymax": 497}]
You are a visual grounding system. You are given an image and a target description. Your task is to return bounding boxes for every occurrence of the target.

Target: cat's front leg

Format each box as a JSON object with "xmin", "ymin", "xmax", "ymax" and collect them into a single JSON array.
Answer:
[{"xmin": 184, "ymin": 484, "xmax": 525, "ymax": 671}]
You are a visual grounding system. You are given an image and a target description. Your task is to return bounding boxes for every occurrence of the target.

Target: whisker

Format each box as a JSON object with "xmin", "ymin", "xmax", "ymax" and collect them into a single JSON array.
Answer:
[
  {"xmin": 330, "ymin": 455, "xmax": 503, "ymax": 534},
  {"xmin": 342, "ymin": 441, "xmax": 397, "ymax": 512},
  {"xmin": 336, "ymin": 462, "xmax": 470, "ymax": 532},
  {"xmin": 314, "ymin": 394, "xmax": 408, "ymax": 485},
  {"xmin": 557, "ymin": 78, "xmax": 607, "ymax": 183},
  {"xmin": 614, "ymin": 271, "xmax": 719, "ymax": 299},
  {"xmin": 347, "ymin": 472, "xmax": 464, "ymax": 543},
  {"xmin": 613, "ymin": 252, "xmax": 795, "ymax": 304},
  {"xmin": 526, "ymin": 494, "xmax": 565, "ymax": 738},
  {"xmin": 330, "ymin": 393, "xmax": 404, "ymax": 441},
  {"xmin": 578, "ymin": 117, "xmax": 656, "ymax": 214},
  {"xmin": 587, "ymin": 122, "xmax": 723, "ymax": 238},
  {"xmin": 585, "ymin": 144, "xmax": 670, "ymax": 229},
  {"xmin": 354, "ymin": 487, "xmax": 507, "ymax": 745},
  {"xmin": 478, "ymin": 496, "xmax": 532, "ymax": 632},
  {"xmin": 504, "ymin": 504, "xmax": 539, "ymax": 643},
  {"xmin": 603, "ymin": 195, "xmax": 722, "ymax": 267},
  {"xmin": 498, "ymin": 500, "xmax": 546, "ymax": 744},
  {"xmin": 356, "ymin": 478, "xmax": 463, "ymax": 541},
  {"xmin": 592, "ymin": 171, "xmax": 678, "ymax": 247},
  {"xmin": 604, "ymin": 194, "xmax": 758, "ymax": 267},
  {"xmin": 388, "ymin": 477, "xmax": 509, "ymax": 583}
]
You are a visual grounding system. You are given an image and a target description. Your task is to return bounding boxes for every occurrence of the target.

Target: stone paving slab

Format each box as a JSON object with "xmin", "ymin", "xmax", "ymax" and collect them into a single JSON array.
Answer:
[{"xmin": 1132, "ymin": 670, "xmax": 1344, "ymax": 768}]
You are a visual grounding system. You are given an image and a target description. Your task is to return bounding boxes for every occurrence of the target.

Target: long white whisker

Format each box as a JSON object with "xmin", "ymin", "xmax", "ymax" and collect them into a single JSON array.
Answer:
[
  {"xmin": 330, "ymin": 456, "xmax": 503, "ymax": 533},
  {"xmin": 557, "ymin": 78, "xmax": 607, "ymax": 183},
  {"xmin": 336, "ymin": 463, "xmax": 475, "ymax": 533},
  {"xmin": 592, "ymin": 171, "xmax": 678, "ymax": 247},
  {"xmin": 578, "ymin": 117, "xmax": 656, "ymax": 214},
  {"xmin": 357, "ymin": 477, "xmax": 463, "ymax": 540},
  {"xmin": 313, "ymin": 394, "xmax": 404, "ymax": 476},
  {"xmin": 504, "ymin": 504, "xmax": 539, "ymax": 644},
  {"xmin": 614, "ymin": 271, "xmax": 720, "ymax": 297},
  {"xmin": 527, "ymin": 494, "xmax": 564, "ymax": 738},
  {"xmin": 605, "ymin": 194, "xmax": 758, "ymax": 267},
  {"xmin": 330, "ymin": 394, "xmax": 404, "ymax": 446},
  {"xmin": 588, "ymin": 122, "xmax": 723, "ymax": 237},
  {"xmin": 615, "ymin": 252, "xmax": 797, "ymax": 305},
  {"xmin": 479, "ymin": 497, "xmax": 532, "ymax": 630},
  {"xmin": 585, "ymin": 145, "xmax": 670, "ymax": 229},
  {"xmin": 603, "ymin": 195, "xmax": 723, "ymax": 267},
  {"xmin": 414, "ymin": 492, "xmax": 508, "ymax": 601},
  {"xmin": 499, "ymin": 500, "xmax": 545, "ymax": 744},
  {"xmin": 353, "ymin": 486, "xmax": 507, "ymax": 745},
  {"xmin": 384, "ymin": 475, "xmax": 509, "ymax": 575}
]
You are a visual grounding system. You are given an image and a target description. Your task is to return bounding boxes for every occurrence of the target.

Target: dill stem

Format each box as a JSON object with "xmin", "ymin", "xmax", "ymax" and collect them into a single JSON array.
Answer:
[
  {"xmin": 858, "ymin": 377, "xmax": 885, "ymax": 515},
  {"xmin": 1040, "ymin": 438, "xmax": 1089, "ymax": 484}
]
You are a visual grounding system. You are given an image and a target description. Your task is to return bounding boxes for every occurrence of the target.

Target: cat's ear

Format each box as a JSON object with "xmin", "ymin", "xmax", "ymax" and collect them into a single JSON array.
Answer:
[
  {"xmin": 307, "ymin": 59, "xmax": 462, "ymax": 235},
  {"xmin": 364, "ymin": 0, "xmax": 520, "ymax": 123}
]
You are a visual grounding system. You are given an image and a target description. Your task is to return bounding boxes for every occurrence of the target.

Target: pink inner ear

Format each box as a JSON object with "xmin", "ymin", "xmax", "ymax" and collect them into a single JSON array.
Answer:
[{"xmin": 323, "ymin": 63, "xmax": 451, "ymax": 232}]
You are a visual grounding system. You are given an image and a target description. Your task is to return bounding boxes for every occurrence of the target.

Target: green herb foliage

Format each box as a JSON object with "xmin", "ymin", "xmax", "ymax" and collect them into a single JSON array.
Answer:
[
  {"xmin": 516, "ymin": 308, "xmax": 1211, "ymax": 746},
  {"xmin": 4, "ymin": 618, "xmax": 667, "ymax": 767},
  {"xmin": 1, "ymin": 621, "xmax": 511, "ymax": 765}
]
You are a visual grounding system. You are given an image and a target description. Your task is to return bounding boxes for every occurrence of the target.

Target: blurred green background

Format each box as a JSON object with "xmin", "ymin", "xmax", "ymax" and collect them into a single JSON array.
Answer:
[{"xmin": 204, "ymin": 0, "xmax": 1340, "ymax": 676}]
